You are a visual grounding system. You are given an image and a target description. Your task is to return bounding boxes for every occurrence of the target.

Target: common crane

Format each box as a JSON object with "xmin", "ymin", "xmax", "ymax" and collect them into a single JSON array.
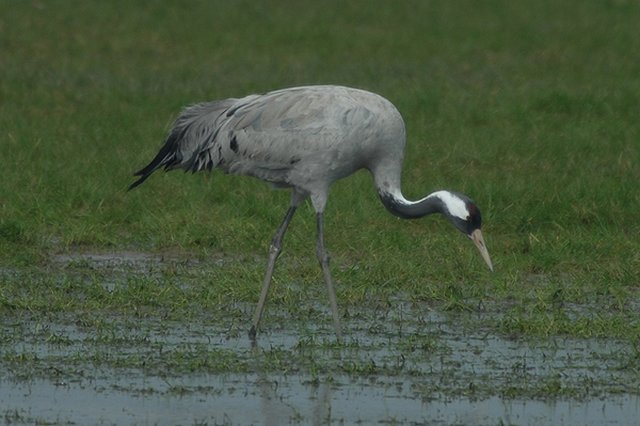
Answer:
[{"xmin": 129, "ymin": 85, "xmax": 494, "ymax": 340}]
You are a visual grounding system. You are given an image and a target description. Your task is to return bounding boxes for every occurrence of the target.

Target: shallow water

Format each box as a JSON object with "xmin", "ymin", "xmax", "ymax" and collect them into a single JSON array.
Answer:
[
  {"xmin": 3, "ymin": 312, "xmax": 639, "ymax": 425},
  {"xmin": 3, "ymin": 374, "xmax": 639, "ymax": 425},
  {"xmin": 2, "ymin": 250, "xmax": 640, "ymax": 424}
]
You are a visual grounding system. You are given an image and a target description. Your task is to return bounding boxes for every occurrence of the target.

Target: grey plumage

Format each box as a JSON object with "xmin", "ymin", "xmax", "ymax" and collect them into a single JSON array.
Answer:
[
  {"xmin": 130, "ymin": 85, "xmax": 493, "ymax": 340},
  {"xmin": 130, "ymin": 86, "xmax": 403, "ymax": 196}
]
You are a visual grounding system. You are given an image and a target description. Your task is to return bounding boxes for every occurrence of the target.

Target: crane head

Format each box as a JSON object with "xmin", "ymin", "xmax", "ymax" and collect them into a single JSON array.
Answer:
[{"xmin": 437, "ymin": 191, "xmax": 494, "ymax": 272}]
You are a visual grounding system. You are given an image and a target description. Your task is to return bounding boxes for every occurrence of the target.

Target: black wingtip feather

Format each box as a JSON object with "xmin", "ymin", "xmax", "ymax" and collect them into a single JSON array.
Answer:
[
  {"xmin": 127, "ymin": 157, "xmax": 163, "ymax": 191},
  {"xmin": 127, "ymin": 129, "xmax": 182, "ymax": 190},
  {"xmin": 127, "ymin": 174, "xmax": 148, "ymax": 191}
]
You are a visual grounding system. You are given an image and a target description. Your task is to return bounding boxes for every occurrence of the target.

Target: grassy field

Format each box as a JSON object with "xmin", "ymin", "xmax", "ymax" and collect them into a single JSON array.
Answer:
[{"xmin": 1, "ymin": 0, "xmax": 640, "ymax": 411}]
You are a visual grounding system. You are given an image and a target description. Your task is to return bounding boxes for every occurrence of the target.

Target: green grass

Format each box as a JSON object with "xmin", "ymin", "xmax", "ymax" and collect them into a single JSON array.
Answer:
[{"xmin": 1, "ymin": 0, "xmax": 640, "ymax": 349}]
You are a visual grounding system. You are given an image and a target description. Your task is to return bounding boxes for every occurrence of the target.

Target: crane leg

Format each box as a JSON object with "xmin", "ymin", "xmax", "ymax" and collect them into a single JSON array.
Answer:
[
  {"xmin": 315, "ymin": 212, "xmax": 343, "ymax": 341},
  {"xmin": 249, "ymin": 205, "xmax": 297, "ymax": 340}
]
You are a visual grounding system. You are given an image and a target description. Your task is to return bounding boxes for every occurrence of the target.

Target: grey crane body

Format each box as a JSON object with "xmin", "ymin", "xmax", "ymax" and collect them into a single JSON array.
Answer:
[
  {"xmin": 130, "ymin": 85, "xmax": 493, "ymax": 340},
  {"xmin": 131, "ymin": 86, "xmax": 406, "ymax": 210}
]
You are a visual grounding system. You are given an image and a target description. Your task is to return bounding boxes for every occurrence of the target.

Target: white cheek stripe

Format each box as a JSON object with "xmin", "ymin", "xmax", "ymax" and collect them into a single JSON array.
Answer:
[{"xmin": 431, "ymin": 191, "xmax": 468, "ymax": 220}]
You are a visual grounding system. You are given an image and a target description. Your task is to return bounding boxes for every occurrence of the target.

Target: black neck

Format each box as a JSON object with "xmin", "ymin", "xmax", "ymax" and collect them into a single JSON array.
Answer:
[{"xmin": 378, "ymin": 192, "xmax": 444, "ymax": 220}]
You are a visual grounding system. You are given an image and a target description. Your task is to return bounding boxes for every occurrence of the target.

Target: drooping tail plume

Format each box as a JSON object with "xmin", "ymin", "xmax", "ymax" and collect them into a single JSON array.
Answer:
[{"xmin": 128, "ymin": 99, "xmax": 238, "ymax": 190}]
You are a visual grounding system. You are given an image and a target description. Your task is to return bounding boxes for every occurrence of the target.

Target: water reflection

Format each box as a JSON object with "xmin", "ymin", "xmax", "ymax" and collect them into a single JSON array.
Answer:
[
  {"xmin": 255, "ymin": 374, "xmax": 333, "ymax": 426},
  {"xmin": 2, "ymin": 377, "xmax": 638, "ymax": 425}
]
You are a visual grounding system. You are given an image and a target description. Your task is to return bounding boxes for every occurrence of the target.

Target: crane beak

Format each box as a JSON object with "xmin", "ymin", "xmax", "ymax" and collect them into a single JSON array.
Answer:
[{"xmin": 470, "ymin": 229, "xmax": 494, "ymax": 272}]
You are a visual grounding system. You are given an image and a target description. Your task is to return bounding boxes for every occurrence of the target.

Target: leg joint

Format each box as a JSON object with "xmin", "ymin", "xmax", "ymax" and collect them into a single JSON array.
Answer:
[
  {"xmin": 269, "ymin": 242, "xmax": 282, "ymax": 257},
  {"xmin": 316, "ymin": 242, "xmax": 330, "ymax": 265}
]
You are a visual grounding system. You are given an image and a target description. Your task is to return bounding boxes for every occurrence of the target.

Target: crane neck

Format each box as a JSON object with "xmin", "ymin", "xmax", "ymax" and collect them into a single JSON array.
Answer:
[
  {"xmin": 371, "ymin": 162, "xmax": 467, "ymax": 221},
  {"xmin": 378, "ymin": 189, "xmax": 446, "ymax": 220}
]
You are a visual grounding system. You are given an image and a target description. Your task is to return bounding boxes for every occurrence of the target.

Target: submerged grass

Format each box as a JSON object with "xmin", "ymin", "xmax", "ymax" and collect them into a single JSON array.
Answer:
[{"xmin": 1, "ymin": 0, "xmax": 640, "ymax": 406}]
